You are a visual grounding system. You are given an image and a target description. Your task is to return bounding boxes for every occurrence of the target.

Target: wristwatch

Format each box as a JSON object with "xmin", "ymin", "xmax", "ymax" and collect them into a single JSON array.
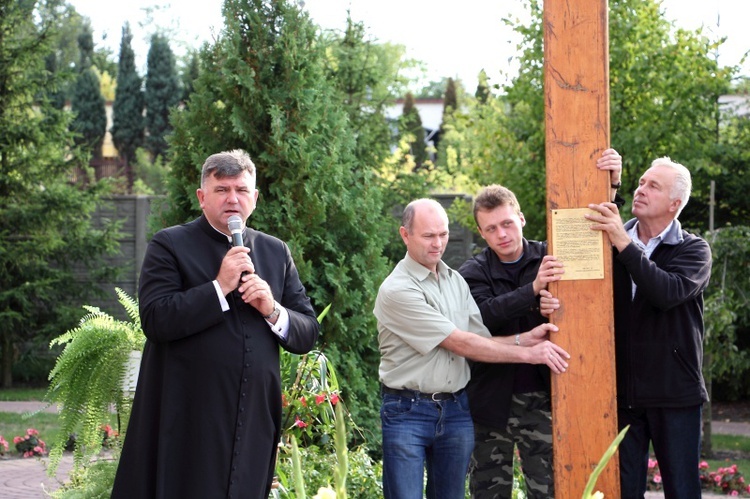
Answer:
[
  {"xmin": 611, "ymin": 181, "xmax": 622, "ymax": 189},
  {"xmin": 263, "ymin": 305, "xmax": 281, "ymax": 321}
]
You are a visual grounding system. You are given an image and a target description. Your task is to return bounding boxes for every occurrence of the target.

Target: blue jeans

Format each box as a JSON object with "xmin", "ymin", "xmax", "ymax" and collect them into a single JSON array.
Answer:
[
  {"xmin": 618, "ymin": 405, "xmax": 703, "ymax": 499},
  {"xmin": 381, "ymin": 390, "xmax": 474, "ymax": 499}
]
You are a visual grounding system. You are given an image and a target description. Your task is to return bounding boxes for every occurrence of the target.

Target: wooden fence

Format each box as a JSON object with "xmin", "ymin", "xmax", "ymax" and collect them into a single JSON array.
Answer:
[{"xmin": 88, "ymin": 194, "xmax": 478, "ymax": 318}]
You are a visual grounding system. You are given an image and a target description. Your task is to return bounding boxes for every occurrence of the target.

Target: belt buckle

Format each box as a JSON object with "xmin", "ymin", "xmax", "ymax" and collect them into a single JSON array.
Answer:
[{"xmin": 431, "ymin": 392, "xmax": 442, "ymax": 402}]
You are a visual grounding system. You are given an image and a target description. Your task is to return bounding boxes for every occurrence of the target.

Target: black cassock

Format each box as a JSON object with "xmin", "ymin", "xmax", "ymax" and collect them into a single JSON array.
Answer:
[{"xmin": 112, "ymin": 215, "xmax": 319, "ymax": 498}]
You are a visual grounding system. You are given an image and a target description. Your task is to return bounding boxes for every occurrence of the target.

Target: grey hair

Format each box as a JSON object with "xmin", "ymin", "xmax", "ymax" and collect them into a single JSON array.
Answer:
[
  {"xmin": 201, "ymin": 149, "xmax": 256, "ymax": 188},
  {"xmin": 402, "ymin": 198, "xmax": 447, "ymax": 233},
  {"xmin": 650, "ymin": 156, "xmax": 692, "ymax": 217}
]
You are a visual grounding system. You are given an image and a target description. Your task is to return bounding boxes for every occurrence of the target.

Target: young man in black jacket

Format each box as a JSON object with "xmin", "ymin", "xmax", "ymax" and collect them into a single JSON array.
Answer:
[
  {"xmin": 457, "ymin": 148, "xmax": 622, "ymax": 499},
  {"xmin": 586, "ymin": 156, "xmax": 711, "ymax": 499}
]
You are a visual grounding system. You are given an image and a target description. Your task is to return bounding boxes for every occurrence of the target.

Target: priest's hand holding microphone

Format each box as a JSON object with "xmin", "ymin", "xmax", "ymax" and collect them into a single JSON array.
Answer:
[{"xmin": 216, "ymin": 215, "xmax": 279, "ymax": 322}]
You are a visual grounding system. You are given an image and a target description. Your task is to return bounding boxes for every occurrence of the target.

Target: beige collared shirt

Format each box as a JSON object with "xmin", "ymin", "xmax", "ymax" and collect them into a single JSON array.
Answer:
[{"xmin": 374, "ymin": 253, "xmax": 490, "ymax": 393}]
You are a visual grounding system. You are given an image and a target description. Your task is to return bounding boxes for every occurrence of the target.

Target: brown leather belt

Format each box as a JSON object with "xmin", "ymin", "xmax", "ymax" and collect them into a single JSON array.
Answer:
[{"xmin": 381, "ymin": 384, "xmax": 464, "ymax": 402}]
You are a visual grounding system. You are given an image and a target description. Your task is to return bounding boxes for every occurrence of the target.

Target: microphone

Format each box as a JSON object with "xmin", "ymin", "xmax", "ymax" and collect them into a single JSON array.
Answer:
[{"xmin": 227, "ymin": 215, "xmax": 245, "ymax": 247}]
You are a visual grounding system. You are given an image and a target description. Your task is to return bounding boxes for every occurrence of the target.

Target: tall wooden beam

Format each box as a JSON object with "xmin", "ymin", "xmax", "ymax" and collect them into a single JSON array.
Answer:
[{"xmin": 544, "ymin": 0, "xmax": 620, "ymax": 497}]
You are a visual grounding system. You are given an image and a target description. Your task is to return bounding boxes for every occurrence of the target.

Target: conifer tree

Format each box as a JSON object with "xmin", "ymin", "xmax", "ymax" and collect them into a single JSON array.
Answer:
[
  {"xmin": 324, "ymin": 18, "xmax": 400, "ymax": 168},
  {"xmin": 180, "ymin": 49, "xmax": 200, "ymax": 105},
  {"xmin": 437, "ymin": 77, "xmax": 458, "ymax": 156},
  {"xmin": 475, "ymin": 69, "xmax": 490, "ymax": 104},
  {"xmin": 442, "ymin": 77, "xmax": 458, "ymax": 115},
  {"xmin": 400, "ymin": 92, "xmax": 427, "ymax": 168},
  {"xmin": 44, "ymin": 52, "xmax": 67, "ymax": 110},
  {"xmin": 164, "ymin": 0, "xmax": 391, "ymax": 431},
  {"xmin": 322, "ymin": 18, "xmax": 431, "ymax": 264},
  {"xmin": 70, "ymin": 24, "xmax": 106, "ymax": 158},
  {"xmin": 145, "ymin": 34, "xmax": 180, "ymax": 159},
  {"xmin": 111, "ymin": 22, "xmax": 144, "ymax": 186},
  {"xmin": 0, "ymin": 0, "xmax": 120, "ymax": 387}
]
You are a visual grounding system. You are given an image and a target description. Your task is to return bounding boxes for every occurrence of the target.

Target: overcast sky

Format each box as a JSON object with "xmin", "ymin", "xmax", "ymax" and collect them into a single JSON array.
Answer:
[{"xmin": 69, "ymin": 0, "xmax": 748, "ymax": 91}]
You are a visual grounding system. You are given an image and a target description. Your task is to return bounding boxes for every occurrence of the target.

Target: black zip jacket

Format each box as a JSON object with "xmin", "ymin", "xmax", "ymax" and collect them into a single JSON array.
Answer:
[
  {"xmin": 614, "ymin": 218, "xmax": 711, "ymax": 409},
  {"xmin": 458, "ymin": 239, "xmax": 550, "ymax": 428}
]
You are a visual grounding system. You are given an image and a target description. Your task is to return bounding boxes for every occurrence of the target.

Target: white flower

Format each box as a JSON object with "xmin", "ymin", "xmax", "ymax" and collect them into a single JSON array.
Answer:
[{"xmin": 313, "ymin": 486, "xmax": 337, "ymax": 499}]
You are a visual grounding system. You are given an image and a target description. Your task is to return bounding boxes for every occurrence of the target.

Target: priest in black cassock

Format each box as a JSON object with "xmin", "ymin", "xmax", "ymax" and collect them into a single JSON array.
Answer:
[{"xmin": 112, "ymin": 150, "xmax": 319, "ymax": 498}]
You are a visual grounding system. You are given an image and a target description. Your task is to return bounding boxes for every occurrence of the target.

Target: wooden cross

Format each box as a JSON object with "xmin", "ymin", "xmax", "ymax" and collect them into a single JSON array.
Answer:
[{"xmin": 544, "ymin": 0, "xmax": 621, "ymax": 496}]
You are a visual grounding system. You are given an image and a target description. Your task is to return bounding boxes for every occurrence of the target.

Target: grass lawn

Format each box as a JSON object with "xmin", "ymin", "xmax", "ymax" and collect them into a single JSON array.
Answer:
[
  {"xmin": 704, "ymin": 433, "xmax": 750, "ymax": 478},
  {"xmin": 0, "ymin": 386, "xmax": 124, "ymax": 457},
  {"xmin": 712, "ymin": 433, "xmax": 750, "ymax": 454},
  {"xmin": 0, "ymin": 411, "xmax": 66, "ymax": 451},
  {"xmin": 0, "ymin": 387, "xmax": 48, "ymax": 401}
]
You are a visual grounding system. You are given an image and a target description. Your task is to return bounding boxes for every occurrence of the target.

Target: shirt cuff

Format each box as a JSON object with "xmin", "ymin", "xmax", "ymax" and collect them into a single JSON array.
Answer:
[
  {"xmin": 266, "ymin": 302, "xmax": 290, "ymax": 340},
  {"xmin": 213, "ymin": 280, "xmax": 230, "ymax": 312}
]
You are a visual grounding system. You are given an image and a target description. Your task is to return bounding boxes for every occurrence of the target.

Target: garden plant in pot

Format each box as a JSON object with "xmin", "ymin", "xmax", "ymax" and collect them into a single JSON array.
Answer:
[{"xmin": 42, "ymin": 287, "xmax": 145, "ymax": 477}]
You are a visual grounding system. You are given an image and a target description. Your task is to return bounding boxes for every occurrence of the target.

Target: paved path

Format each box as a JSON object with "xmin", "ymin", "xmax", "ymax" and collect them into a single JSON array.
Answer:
[
  {"xmin": 0, "ymin": 454, "xmax": 75, "ymax": 498},
  {"xmin": 1, "ymin": 401, "xmax": 748, "ymax": 497}
]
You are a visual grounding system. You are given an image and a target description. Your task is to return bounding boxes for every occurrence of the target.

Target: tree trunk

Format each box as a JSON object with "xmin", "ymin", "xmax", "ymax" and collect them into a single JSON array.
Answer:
[
  {"xmin": 702, "ymin": 353, "xmax": 713, "ymax": 457},
  {"xmin": 2, "ymin": 332, "xmax": 13, "ymax": 388}
]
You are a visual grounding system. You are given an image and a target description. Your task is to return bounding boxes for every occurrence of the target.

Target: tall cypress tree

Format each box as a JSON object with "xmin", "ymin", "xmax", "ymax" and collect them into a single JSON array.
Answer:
[
  {"xmin": 111, "ymin": 22, "xmax": 143, "ymax": 186},
  {"xmin": 144, "ymin": 34, "xmax": 180, "ymax": 159},
  {"xmin": 180, "ymin": 49, "xmax": 200, "ymax": 106},
  {"xmin": 70, "ymin": 24, "xmax": 106, "ymax": 158},
  {"xmin": 400, "ymin": 92, "xmax": 427, "ymax": 168},
  {"xmin": 437, "ymin": 77, "xmax": 458, "ymax": 160},
  {"xmin": 324, "ymin": 18, "xmax": 398, "ymax": 168},
  {"xmin": 164, "ymin": 0, "xmax": 391, "ymax": 433},
  {"xmin": 0, "ymin": 0, "xmax": 120, "ymax": 387},
  {"xmin": 475, "ymin": 69, "xmax": 491, "ymax": 104}
]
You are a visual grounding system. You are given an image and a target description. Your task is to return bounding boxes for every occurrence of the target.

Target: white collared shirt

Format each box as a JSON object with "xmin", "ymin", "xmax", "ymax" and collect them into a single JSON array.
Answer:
[{"xmin": 627, "ymin": 220, "xmax": 674, "ymax": 299}]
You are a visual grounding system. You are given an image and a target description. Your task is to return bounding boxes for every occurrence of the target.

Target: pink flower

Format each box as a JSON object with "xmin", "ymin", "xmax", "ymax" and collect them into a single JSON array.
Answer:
[
  {"xmin": 648, "ymin": 458, "xmax": 658, "ymax": 469},
  {"xmin": 653, "ymin": 474, "xmax": 662, "ymax": 484},
  {"xmin": 315, "ymin": 394, "xmax": 326, "ymax": 405},
  {"xmin": 330, "ymin": 393, "xmax": 340, "ymax": 405},
  {"xmin": 13, "ymin": 436, "xmax": 22, "ymax": 444},
  {"xmin": 729, "ymin": 491, "xmax": 738, "ymax": 497},
  {"xmin": 293, "ymin": 416, "xmax": 308, "ymax": 428},
  {"xmin": 299, "ymin": 396, "xmax": 307, "ymax": 407},
  {"xmin": 699, "ymin": 461, "xmax": 709, "ymax": 469},
  {"xmin": 26, "ymin": 429, "xmax": 38, "ymax": 436}
]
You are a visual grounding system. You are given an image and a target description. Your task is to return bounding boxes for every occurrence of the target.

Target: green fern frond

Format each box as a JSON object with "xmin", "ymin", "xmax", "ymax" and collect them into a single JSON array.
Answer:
[
  {"xmin": 43, "ymin": 289, "xmax": 145, "ymax": 477},
  {"xmin": 115, "ymin": 287, "xmax": 141, "ymax": 333}
]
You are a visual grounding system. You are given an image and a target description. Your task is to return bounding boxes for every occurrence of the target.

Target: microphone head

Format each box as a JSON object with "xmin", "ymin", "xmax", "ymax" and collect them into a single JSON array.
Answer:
[{"xmin": 227, "ymin": 215, "xmax": 244, "ymax": 234}]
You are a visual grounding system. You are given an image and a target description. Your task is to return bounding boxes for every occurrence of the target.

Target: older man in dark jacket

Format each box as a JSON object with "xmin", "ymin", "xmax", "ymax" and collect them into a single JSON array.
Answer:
[{"xmin": 587, "ymin": 156, "xmax": 712, "ymax": 499}]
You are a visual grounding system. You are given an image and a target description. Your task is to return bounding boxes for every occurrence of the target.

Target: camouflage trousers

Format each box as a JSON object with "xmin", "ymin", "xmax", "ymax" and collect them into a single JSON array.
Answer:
[{"xmin": 469, "ymin": 391, "xmax": 554, "ymax": 499}]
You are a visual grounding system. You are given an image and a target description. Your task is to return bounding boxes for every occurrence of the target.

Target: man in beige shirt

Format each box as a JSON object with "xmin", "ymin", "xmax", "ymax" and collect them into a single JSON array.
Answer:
[{"xmin": 374, "ymin": 198, "xmax": 570, "ymax": 499}]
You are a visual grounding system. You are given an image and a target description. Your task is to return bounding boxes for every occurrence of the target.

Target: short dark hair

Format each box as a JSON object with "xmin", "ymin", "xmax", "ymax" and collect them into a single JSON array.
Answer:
[
  {"xmin": 201, "ymin": 149, "xmax": 256, "ymax": 188},
  {"xmin": 472, "ymin": 185, "xmax": 521, "ymax": 225}
]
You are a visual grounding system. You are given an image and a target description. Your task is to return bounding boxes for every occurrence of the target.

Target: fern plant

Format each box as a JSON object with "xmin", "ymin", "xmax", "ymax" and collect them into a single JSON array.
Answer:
[{"xmin": 43, "ymin": 287, "xmax": 145, "ymax": 476}]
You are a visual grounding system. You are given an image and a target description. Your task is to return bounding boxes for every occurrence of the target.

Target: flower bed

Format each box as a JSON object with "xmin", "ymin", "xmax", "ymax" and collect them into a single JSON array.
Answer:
[{"xmin": 648, "ymin": 457, "xmax": 750, "ymax": 495}]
